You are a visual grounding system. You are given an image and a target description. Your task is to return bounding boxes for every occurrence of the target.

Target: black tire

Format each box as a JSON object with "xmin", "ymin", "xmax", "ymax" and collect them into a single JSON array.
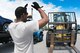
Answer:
[
  {"xmin": 0, "ymin": 23, "xmax": 12, "ymax": 44},
  {"xmin": 46, "ymin": 32, "xmax": 51, "ymax": 47}
]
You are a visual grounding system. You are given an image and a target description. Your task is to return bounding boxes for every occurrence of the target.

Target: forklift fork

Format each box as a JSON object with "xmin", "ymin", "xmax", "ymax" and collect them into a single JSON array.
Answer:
[
  {"xmin": 48, "ymin": 30, "xmax": 80, "ymax": 53},
  {"xmin": 71, "ymin": 30, "xmax": 80, "ymax": 53},
  {"xmin": 48, "ymin": 32, "xmax": 54, "ymax": 53}
]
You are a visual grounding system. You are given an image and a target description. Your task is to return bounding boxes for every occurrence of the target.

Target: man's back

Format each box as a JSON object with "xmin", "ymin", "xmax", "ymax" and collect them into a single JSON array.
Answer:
[
  {"xmin": 8, "ymin": 21, "xmax": 39, "ymax": 53},
  {"xmin": 8, "ymin": 2, "xmax": 48, "ymax": 53}
]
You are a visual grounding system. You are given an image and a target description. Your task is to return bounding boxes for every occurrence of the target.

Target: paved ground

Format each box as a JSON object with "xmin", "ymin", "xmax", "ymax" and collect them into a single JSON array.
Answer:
[
  {"xmin": 34, "ymin": 31, "xmax": 80, "ymax": 53},
  {"xmin": 0, "ymin": 31, "xmax": 80, "ymax": 53}
]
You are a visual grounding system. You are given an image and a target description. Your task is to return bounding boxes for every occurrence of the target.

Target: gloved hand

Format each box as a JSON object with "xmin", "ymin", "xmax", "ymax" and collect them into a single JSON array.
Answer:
[{"xmin": 31, "ymin": 2, "xmax": 41, "ymax": 10}]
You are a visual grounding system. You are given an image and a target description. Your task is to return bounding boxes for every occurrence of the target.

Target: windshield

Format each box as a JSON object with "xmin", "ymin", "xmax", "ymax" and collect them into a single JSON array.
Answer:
[{"xmin": 48, "ymin": 12, "xmax": 76, "ymax": 23}]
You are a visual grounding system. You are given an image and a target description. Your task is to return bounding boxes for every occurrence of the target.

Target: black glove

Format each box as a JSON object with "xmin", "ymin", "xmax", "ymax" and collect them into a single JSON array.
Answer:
[{"xmin": 31, "ymin": 2, "xmax": 41, "ymax": 10}]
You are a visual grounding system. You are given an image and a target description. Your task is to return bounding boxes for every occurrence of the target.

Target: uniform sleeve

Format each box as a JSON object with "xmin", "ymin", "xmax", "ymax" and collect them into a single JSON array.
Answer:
[{"xmin": 26, "ymin": 21, "xmax": 39, "ymax": 32}]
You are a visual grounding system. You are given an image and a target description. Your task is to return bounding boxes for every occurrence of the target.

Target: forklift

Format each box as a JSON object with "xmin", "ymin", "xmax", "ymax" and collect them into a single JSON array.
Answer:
[{"xmin": 46, "ymin": 12, "xmax": 80, "ymax": 53}]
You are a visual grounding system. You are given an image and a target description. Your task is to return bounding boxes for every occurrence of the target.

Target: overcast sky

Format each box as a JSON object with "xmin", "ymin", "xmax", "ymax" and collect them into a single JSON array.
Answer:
[{"xmin": 0, "ymin": 0, "xmax": 80, "ymax": 24}]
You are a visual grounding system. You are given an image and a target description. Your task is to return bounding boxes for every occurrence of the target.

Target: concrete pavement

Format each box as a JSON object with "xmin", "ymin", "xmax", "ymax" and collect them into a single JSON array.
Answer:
[{"xmin": 0, "ymin": 31, "xmax": 80, "ymax": 53}]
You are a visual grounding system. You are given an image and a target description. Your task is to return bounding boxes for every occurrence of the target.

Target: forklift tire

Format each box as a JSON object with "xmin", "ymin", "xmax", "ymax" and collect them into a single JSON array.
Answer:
[
  {"xmin": 46, "ymin": 32, "xmax": 50, "ymax": 47},
  {"xmin": 46, "ymin": 42, "xmax": 50, "ymax": 47}
]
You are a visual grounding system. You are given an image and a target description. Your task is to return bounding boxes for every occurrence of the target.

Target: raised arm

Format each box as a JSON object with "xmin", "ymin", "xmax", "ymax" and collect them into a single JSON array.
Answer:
[
  {"xmin": 31, "ymin": 2, "xmax": 49, "ymax": 28},
  {"xmin": 38, "ymin": 8, "xmax": 48, "ymax": 28}
]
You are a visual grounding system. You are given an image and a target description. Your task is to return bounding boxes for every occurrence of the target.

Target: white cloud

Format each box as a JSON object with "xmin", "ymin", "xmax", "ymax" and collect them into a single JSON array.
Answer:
[
  {"xmin": 0, "ymin": 0, "xmax": 7, "ymax": 2},
  {"xmin": 0, "ymin": 0, "xmax": 62, "ymax": 21}
]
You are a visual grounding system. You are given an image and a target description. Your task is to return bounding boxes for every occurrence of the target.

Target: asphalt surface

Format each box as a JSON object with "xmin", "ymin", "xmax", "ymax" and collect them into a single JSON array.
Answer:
[{"xmin": 0, "ymin": 31, "xmax": 80, "ymax": 53}]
